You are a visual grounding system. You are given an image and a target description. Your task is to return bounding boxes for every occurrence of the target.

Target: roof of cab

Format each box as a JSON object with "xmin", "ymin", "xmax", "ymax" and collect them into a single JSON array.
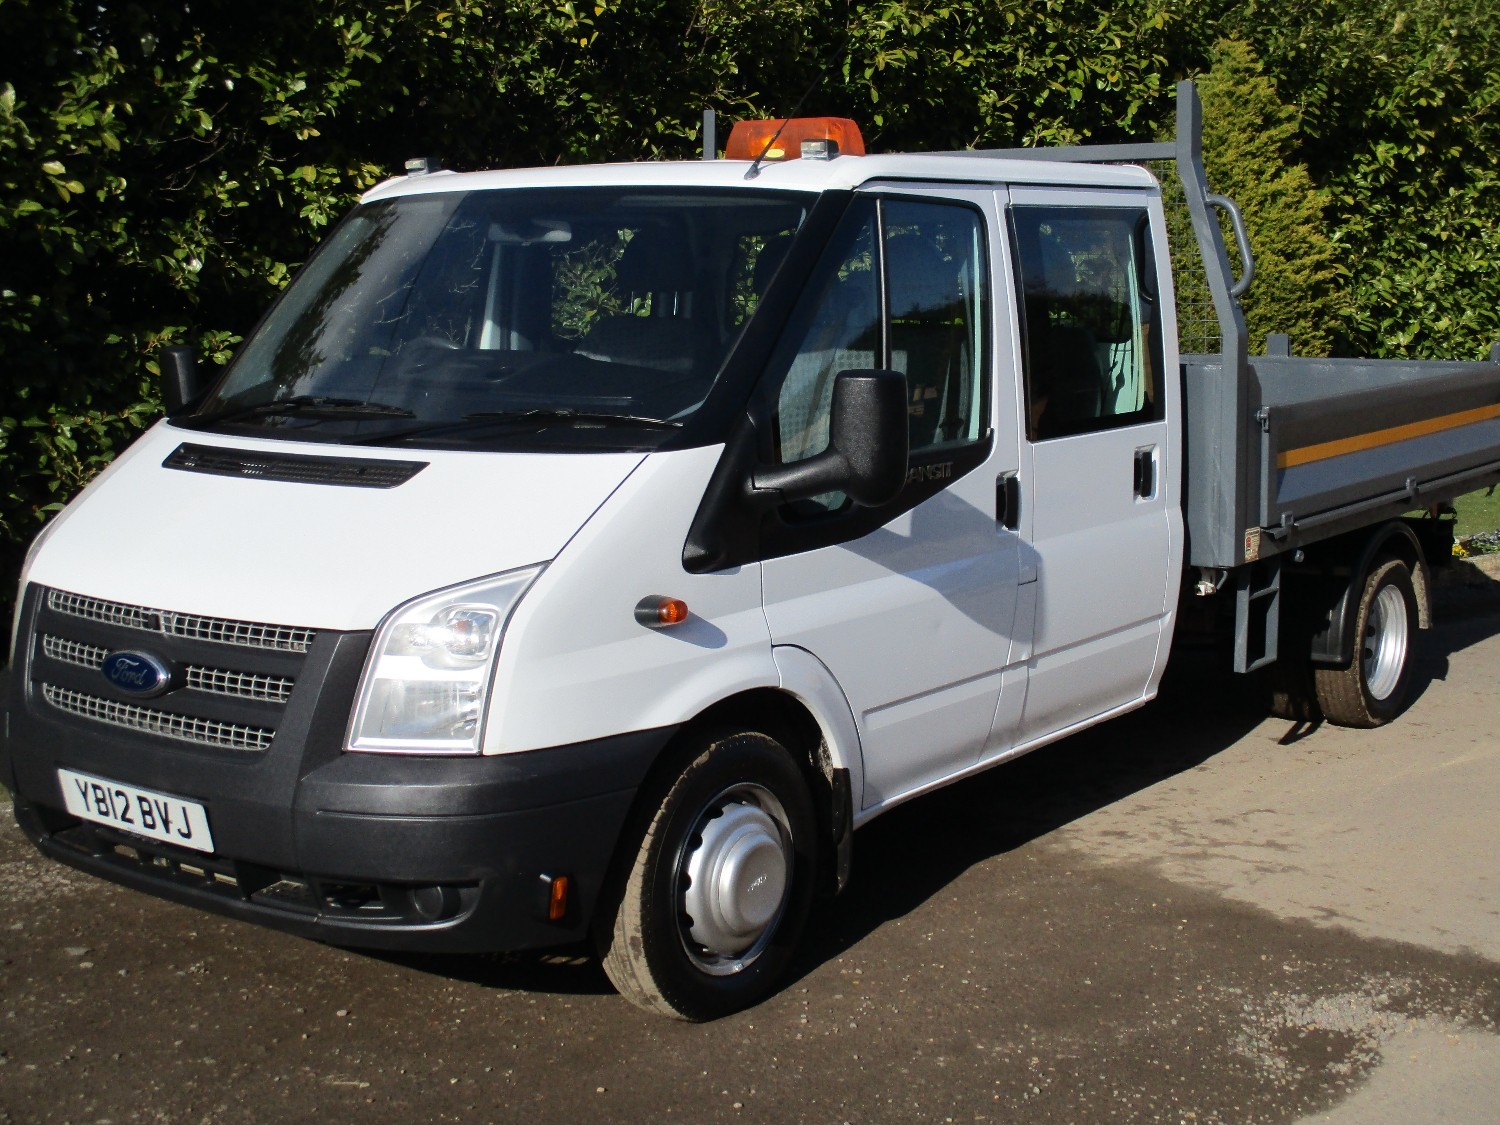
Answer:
[{"xmin": 361, "ymin": 152, "xmax": 1157, "ymax": 203}]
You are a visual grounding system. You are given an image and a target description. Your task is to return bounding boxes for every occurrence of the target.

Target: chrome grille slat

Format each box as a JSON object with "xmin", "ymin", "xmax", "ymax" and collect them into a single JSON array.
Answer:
[
  {"xmin": 40, "ymin": 635, "xmax": 295, "ymax": 704},
  {"xmin": 42, "ymin": 684, "xmax": 274, "ymax": 752},
  {"xmin": 163, "ymin": 611, "xmax": 313, "ymax": 653},
  {"xmin": 49, "ymin": 591, "xmax": 156, "ymax": 632},
  {"xmin": 42, "ymin": 635, "xmax": 110, "ymax": 670},
  {"xmin": 47, "ymin": 590, "xmax": 314, "ymax": 653},
  {"xmin": 184, "ymin": 666, "xmax": 294, "ymax": 704}
]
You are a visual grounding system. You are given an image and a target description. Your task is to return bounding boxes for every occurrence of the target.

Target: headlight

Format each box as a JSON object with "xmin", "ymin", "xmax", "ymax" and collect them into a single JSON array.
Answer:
[{"xmin": 347, "ymin": 566, "xmax": 544, "ymax": 754}]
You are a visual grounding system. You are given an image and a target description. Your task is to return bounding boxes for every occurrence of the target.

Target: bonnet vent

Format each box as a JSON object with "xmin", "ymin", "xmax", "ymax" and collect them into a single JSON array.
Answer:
[{"xmin": 163, "ymin": 443, "xmax": 427, "ymax": 489}]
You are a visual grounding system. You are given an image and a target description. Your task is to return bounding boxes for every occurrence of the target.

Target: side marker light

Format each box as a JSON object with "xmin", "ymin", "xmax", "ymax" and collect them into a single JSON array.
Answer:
[
  {"xmin": 547, "ymin": 875, "xmax": 570, "ymax": 922},
  {"xmin": 635, "ymin": 596, "xmax": 690, "ymax": 628},
  {"xmin": 536, "ymin": 874, "xmax": 571, "ymax": 922}
]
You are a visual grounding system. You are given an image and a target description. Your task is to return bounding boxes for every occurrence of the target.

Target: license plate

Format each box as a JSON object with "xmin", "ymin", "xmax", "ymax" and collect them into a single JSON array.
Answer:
[{"xmin": 58, "ymin": 768, "xmax": 216, "ymax": 854}]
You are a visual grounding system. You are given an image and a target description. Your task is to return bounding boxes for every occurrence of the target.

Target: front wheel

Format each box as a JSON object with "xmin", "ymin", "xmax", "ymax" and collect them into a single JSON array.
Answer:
[
  {"xmin": 597, "ymin": 730, "xmax": 818, "ymax": 1020},
  {"xmin": 1313, "ymin": 558, "xmax": 1417, "ymax": 728}
]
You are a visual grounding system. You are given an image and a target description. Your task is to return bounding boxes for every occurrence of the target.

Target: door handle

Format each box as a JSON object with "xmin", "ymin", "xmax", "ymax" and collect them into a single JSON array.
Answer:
[
  {"xmin": 996, "ymin": 472, "xmax": 1020, "ymax": 530},
  {"xmin": 1133, "ymin": 448, "xmax": 1156, "ymax": 499}
]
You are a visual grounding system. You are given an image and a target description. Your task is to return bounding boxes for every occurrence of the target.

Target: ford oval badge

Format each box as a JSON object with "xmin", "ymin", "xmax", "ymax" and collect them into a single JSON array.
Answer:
[{"xmin": 101, "ymin": 650, "xmax": 173, "ymax": 698}]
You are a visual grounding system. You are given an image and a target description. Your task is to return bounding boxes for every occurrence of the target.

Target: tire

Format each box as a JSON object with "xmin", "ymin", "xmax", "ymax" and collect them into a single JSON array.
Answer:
[
  {"xmin": 1313, "ymin": 558, "xmax": 1417, "ymax": 728},
  {"xmin": 597, "ymin": 730, "xmax": 818, "ymax": 1021},
  {"xmin": 1268, "ymin": 652, "xmax": 1321, "ymax": 723}
]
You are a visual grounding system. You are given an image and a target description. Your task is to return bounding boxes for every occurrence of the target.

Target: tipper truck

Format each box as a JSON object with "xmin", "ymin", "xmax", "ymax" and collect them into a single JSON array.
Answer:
[{"xmin": 4, "ymin": 82, "xmax": 1498, "ymax": 1019}]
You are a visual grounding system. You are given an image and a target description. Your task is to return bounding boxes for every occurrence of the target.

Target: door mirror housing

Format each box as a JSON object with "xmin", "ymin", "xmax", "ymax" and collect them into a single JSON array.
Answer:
[
  {"xmin": 160, "ymin": 345, "xmax": 202, "ymax": 418},
  {"xmin": 749, "ymin": 368, "xmax": 909, "ymax": 508}
]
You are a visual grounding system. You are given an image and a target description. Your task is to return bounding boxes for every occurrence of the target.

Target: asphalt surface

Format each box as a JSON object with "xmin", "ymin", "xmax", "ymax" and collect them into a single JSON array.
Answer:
[{"xmin": 2, "ymin": 590, "xmax": 1497, "ymax": 1123}]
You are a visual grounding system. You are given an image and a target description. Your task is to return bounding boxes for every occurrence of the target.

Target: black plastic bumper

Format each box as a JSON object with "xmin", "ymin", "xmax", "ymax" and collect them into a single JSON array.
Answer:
[
  {"xmin": 7, "ymin": 731, "xmax": 668, "ymax": 953},
  {"xmin": 2, "ymin": 584, "xmax": 672, "ymax": 953}
]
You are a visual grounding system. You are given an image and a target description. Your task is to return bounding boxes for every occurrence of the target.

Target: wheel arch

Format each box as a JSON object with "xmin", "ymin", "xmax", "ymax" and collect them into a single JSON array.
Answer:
[
  {"xmin": 598, "ymin": 666, "xmax": 862, "ymax": 936},
  {"xmin": 1302, "ymin": 519, "xmax": 1432, "ymax": 669}
]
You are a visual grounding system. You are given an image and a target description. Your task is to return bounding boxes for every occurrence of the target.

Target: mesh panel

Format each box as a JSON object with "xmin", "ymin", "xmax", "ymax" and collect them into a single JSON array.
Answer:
[
  {"xmin": 42, "ymin": 635, "xmax": 110, "ymax": 670},
  {"xmin": 163, "ymin": 612, "xmax": 315, "ymax": 653},
  {"xmin": 42, "ymin": 684, "xmax": 274, "ymax": 752},
  {"xmin": 42, "ymin": 635, "xmax": 295, "ymax": 703},
  {"xmin": 1151, "ymin": 159, "xmax": 1222, "ymax": 357},
  {"xmin": 47, "ymin": 591, "xmax": 156, "ymax": 632},
  {"xmin": 48, "ymin": 589, "xmax": 315, "ymax": 653},
  {"xmin": 184, "ymin": 666, "xmax": 294, "ymax": 704}
]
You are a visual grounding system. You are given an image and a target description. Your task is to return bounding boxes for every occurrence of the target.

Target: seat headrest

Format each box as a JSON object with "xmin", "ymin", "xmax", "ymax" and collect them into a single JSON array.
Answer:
[
  {"xmin": 617, "ymin": 229, "xmax": 695, "ymax": 292},
  {"xmin": 752, "ymin": 234, "xmax": 794, "ymax": 295},
  {"xmin": 886, "ymin": 236, "xmax": 958, "ymax": 319}
]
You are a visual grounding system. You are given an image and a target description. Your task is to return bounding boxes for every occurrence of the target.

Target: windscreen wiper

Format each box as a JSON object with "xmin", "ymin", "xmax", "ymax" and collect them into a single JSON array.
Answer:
[
  {"xmin": 195, "ymin": 395, "xmax": 417, "ymax": 424},
  {"xmin": 353, "ymin": 408, "xmax": 683, "ymax": 446},
  {"xmin": 465, "ymin": 408, "xmax": 683, "ymax": 429}
]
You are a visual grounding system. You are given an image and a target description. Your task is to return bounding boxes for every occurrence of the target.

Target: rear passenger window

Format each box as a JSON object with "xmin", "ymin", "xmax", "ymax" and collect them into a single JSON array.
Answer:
[{"xmin": 1009, "ymin": 207, "xmax": 1163, "ymax": 441}]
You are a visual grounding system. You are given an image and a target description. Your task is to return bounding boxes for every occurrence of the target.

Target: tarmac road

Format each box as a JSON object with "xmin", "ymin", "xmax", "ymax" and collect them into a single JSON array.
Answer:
[{"xmin": 2, "ymin": 599, "xmax": 1497, "ymax": 1123}]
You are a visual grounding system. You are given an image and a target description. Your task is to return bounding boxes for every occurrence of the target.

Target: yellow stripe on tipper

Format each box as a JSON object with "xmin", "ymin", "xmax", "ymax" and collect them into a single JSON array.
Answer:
[{"xmin": 1277, "ymin": 403, "xmax": 1500, "ymax": 470}]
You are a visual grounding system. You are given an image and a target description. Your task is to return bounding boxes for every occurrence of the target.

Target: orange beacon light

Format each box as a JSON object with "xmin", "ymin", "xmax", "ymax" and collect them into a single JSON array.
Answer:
[{"xmin": 724, "ymin": 117, "xmax": 866, "ymax": 162}]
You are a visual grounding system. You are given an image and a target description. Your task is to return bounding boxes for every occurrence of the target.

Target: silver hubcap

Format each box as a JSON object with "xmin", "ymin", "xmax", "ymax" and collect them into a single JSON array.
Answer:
[
  {"xmin": 678, "ymin": 784, "xmax": 792, "ymax": 976},
  {"xmin": 1362, "ymin": 583, "xmax": 1409, "ymax": 701}
]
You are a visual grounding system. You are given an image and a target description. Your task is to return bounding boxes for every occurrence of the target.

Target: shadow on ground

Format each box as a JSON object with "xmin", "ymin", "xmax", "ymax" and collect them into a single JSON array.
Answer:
[{"xmin": 371, "ymin": 604, "xmax": 1500, "ymax": 1000}]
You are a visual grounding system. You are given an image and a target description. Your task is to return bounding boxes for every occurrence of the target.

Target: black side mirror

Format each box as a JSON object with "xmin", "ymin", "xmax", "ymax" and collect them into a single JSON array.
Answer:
[
  {"xmin": 749, "ymin": 368, "xmax": 909, "ymax": 508},
  {"xmin": 160, "ymin": 345, "xmax": 202, "ymax": 418}
]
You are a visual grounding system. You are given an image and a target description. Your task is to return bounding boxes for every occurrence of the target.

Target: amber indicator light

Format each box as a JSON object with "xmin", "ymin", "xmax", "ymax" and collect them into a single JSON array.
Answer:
[
  {"xmin": 547, "ymin": 875, "xmax": 570, "ymax": 922},
  {"xmin": 635, "ymin": 596, "xmax": 690, "ymax": 629}
]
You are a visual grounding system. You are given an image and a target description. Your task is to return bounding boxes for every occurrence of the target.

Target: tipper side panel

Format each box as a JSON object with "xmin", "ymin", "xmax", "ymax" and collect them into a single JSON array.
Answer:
[{"xmin": 1253, "ymin": 355, "xmax": 1500, "ymax": 545}]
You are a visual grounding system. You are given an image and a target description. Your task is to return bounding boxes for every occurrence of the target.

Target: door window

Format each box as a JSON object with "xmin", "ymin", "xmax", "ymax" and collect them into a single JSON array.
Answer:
[
  {"xmin": 1009, "ymin": 207, "xmax": 1163, "ymax": 441},
  {"xmin": 765, "ymin": 195, "xmax": 990, "ymax": 512}
]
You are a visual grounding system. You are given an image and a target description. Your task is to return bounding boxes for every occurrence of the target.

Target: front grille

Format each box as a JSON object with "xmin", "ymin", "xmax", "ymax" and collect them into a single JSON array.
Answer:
[
  {"xmin": 48, "ymin": 590, "xmax": 315, "ymax": 653},
  {"xmin": 41, "ymin": 684, "xmax": 275, "ymax": 752},
  {"xmin": 42, "ymin": 635, "xmax": 294, "ymax": 705},
  {"xmin": 32, "ymin": 586, "xmax": 314, "ymax": 755}
]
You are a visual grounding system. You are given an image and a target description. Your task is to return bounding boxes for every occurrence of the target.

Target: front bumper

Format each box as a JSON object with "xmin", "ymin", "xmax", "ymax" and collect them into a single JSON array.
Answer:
[
  {"xmin": 1, "ymin": 583, "xmax": 670, "ymax": 953},
  {"xmin": 7, "ymin": 731, "xmax": 668, "ymax": 953}
]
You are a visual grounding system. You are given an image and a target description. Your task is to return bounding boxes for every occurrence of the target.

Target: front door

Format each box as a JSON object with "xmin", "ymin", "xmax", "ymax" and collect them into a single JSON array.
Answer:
[
  {"xmin": 758, "ymin": 186, "xmax": 1026, "ymax": 809},
  {"xmin": 1004, "ymin": 188, "xmax": 1181, "ymax": 743}
]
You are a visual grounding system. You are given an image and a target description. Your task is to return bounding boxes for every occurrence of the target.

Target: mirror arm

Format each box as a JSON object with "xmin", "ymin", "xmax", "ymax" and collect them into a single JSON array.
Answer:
[
  {"xmin": 746, "ymin": 450, "xmax": 846, "ymax": 508},
  {"xmin": 744, "ymin": 368, "xmax": 909, "ymax": 510}
]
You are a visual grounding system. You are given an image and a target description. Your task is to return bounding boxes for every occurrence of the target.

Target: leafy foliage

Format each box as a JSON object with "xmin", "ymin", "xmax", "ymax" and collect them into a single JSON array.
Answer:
[
  {"xmin": 1222, "ymin": 0, "xmax": 1500, "ymax": 359},
  {"xmin": 550, "ymin": 231, "xmax": 634, "ymax": 341},
  {"xmin": 0, "ymin": 0, "xmax": 1495, "ymax": 626},
  {"xmin": 1195, "ymin": 39, "xmax": 1347, "ymax": 356},
  {"xmin": 0, "ymin": 1, "xmax": 394, "ymax": 593}
]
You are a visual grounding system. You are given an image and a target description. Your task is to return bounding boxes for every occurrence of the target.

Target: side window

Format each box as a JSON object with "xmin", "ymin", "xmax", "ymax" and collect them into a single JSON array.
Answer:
[
  {"xmin": 885, "ymin": 199, "xmax": 989, "ymax": 454},
  {"xmin": 772, "ymin": 199, "xmax": 881, "ymax": 469},
  {"xmin": 1010, "ymin": 206, "xmax": 1163, "ymax": 441},
  {"xmin": 764, "ymin": 195, "xmax": 990, "ymax": 512}
]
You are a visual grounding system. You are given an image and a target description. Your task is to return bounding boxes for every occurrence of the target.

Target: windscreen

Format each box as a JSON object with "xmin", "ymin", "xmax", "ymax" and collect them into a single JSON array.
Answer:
[{"xmin": 189, "ymin": 187, "xmax": 812, "ymax": 451}]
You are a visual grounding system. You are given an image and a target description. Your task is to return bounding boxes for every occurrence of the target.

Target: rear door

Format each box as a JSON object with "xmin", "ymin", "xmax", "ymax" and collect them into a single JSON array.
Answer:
[
  {"xmin": 758, "ymin": 185, "xmax": 1027, "ymax": 809},
  {"xmin": 1004, "ymin": 187, "xmax": 1181, "ymax": 743}
]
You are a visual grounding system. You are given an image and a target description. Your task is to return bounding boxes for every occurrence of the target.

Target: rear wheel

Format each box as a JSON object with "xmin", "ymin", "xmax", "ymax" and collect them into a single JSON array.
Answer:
[
  {"xmin": 597, "ymin": 730, "xmax": 817, "ymax": 1021},
  {"xmin": 1313, "ymin": 558, "xmax": 1417, "ymax": 728},
  {"xmin": 1267, "ymin": 651, "xmax": 1320, "ymax": 722}
]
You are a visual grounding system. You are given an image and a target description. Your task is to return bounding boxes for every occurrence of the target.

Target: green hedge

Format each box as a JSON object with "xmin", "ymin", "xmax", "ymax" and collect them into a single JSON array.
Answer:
[{"xmin": 2, "ymin": 0, "xmax": 1495, "ymax": 625}]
